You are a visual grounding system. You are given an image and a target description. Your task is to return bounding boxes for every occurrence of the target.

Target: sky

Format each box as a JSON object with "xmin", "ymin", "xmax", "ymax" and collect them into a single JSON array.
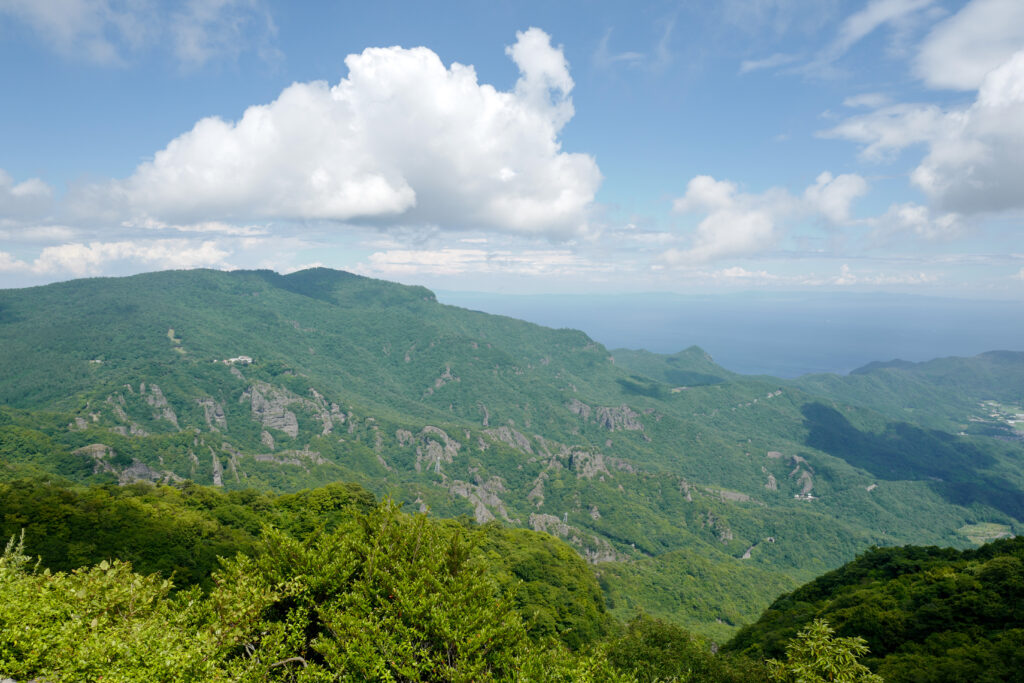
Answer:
[{"xmin": 1, "ymin": 0, "xmax": 1023, "ymax": 299}]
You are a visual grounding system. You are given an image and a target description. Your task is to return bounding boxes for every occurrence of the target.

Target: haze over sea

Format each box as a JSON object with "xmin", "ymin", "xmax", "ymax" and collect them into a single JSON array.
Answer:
[{"xmin": 438, "ymin": 291, "xmax": 1024, "ymax": 378}]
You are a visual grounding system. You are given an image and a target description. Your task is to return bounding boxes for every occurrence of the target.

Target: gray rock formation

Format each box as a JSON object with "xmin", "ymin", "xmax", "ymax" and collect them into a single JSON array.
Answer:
[
  {"xmin": 594, "ymin": 405, "xmax": 643, "ymax": 431},
  {"xmin": 142, "ymin": 383, "xmax": 179, "ymax": 428},
  {"xmin": 566, "ymin": 399, "xmax": 592, "ymax": 421},
  {"xmin": 484, "ymin": 426, "xmax": 533, "ymax": 454},
  {"xmin": 210, "ymin": 447, "xmax": 224, "ymax": 487},
  {"xmin": 73, "ymin": 443, "xmax": 118, "ymax": 476},
  {"xmin": 198, "ymin": 397, "xmax": 227, "ymax": 431},
  {"xmin": 567, "ymin": 449, "xmax": 610, "ymax": 479},
  {"xmin": 568, "ymin": 399, "xmax": 643, "ymax": 432},
  {"xmin": 119, "ymin": 459, "xmax": 182, "ymax": 486},
  {"xmin": 413, "ymin": 426, "xmax": 461, "ymax": 474},
  {"xmin": 243, "ymin": 382, "xmax": 299, "ymax": 438},
  {"xmin": 447, "ymin": 476, "xmax": 510, "ymax": 523}
]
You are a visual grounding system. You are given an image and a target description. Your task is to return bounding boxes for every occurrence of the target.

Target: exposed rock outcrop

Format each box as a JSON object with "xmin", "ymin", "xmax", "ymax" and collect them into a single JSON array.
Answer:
[
  {"xmin": 567, "ymin": 449, "xmax": 610, "ymax": 479},
  {"xmin": 566, "ymin": 399, "xmax": 591, "ymax": 421},
  {"xmin": 527, "ymin": 472, "xmax": 547, "ymax": 508},
  {"xmin": 73, "ymin": 443, "xmax": 118, "ymax": 476},
  {"xmin": 309, "ymin": 388, "xmax": 345, "ymax": 435},
  {"xmin": 447, "ymin": 476, "xmax": 510, "ymax": 523},
  {"xmin": 119, "ymin": 459, "xmax": 182, "ymax": 486},
  {"xmin": 198, "ymin": 397, "xmax": 227, "ymax": 432},
  {"xmin": 528, "ymin": 513, "xmax": 622, "ymax": 564},
  {"xmin": 484, "ymin": 426, "xmax": 533, "ymax": 454},
  {"xmin": 210, "ymin": 446, "xmax": 224, "ymax": 487},
  {"xmin": 242, "ymin": 381, "xmax": 299, "ymax": 438},
  {"xmin": 252, "ymin": 448, "xmax": 325, "ymax": 469},
  {"xmin": 74, "ymin": 443, "xmax": 180, "ymax": 485},
  {"xmin": 567, "ymin": 399, "xmax": 644, "ymax": 432},
  {"xmin": 703, "ymin": 511, "xmax": 734, "ymax": 544},
  {"xmin": 412, "ymin": 426, "xmax": 461, "ymax": 474},
  {"xmin": 142, "ymin": 383, "xmax": 179, "ymax": 428},
  {"xmin": 594, "ymin": 405, "xmax": 643, "ymax": 432},
  {"xmin": 424, "ymin": 365, "xmax": 459, "ymax": 397}
]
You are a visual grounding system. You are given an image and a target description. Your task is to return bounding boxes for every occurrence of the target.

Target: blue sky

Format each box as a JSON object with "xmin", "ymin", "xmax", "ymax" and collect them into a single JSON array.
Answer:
[{"xmin": 1, "ymin": 0, "xmax": 1022, "ymax": 297}]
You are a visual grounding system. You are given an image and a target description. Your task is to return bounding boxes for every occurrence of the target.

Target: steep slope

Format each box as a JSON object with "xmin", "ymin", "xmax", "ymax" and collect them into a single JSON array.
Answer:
[
  {"xmin": 1, "ymin": 268, "xmax": 1022, "ymax": 637},
  {"xmin": 725, "ymin": 536, "xmax": 1024, "ymax": 682}
]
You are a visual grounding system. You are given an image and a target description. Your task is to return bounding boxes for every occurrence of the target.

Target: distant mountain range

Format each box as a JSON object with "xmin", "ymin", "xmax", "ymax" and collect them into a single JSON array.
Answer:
[{"xmin": 1, "ymin": 268, "xmax": 1021, "ymax": 639}]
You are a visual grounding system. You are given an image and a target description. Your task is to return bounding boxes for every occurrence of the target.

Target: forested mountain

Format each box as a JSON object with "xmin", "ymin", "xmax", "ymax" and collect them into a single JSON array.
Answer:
[
  {"xmin": 726, "ymin": 537, "xmax": 1024, "ymax": 682},
  {"xmin": 1, "ymin": 268, "xmax": 1022, "ymax": 640}
]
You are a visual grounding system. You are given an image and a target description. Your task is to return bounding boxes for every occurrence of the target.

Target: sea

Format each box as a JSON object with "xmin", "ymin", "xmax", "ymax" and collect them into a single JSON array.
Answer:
[{"xmin": 436, "ymin": 291, "xmax": 1024, "ymax": 378}]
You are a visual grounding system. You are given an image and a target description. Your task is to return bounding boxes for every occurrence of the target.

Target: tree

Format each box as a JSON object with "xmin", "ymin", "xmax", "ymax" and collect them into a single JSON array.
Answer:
[{"xmin": 767, "ymin": 619, "xmax": 883, "ymax": 683}]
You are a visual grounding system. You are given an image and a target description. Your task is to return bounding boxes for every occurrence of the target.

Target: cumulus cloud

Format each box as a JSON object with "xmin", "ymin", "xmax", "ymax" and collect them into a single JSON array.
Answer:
[
  {"xmin": 667, "ymin": 176, "xmax": 781, "ymax": 262},
  {"xmin": 0, "ymin": 239, "xmax": 230, "ymax": 277},
  {"xmin": 803, "ymin": 171, "xmax": 868, "ymax": 223},
  {"xmin": 871, "ymin": 202, "xmax": 962, "ymax": 240},
  {"xmin": 86, "ymin": 28, "xmax": 599, "ymax": 237},
  {"xmin": 0, "ymin": 169, "xmax": 53, "ymax": 222},
  {"xmin": 667, "ymin": 171, "xmax": 866, "ymax": 263},
  {"xmin": 825, "ymin": 49, "xmax": 1024, "ymax": 214},
  {"xmin": 915, "ymin": 0, "xmax": 1024, "ymax": 90},
  {"xmin": 821, "ymin": 103, "xmax": 948, "ymax": 161},
  {"xmin": 911, "ymin": 51, "xmax": 1024, "ymax": 213}
]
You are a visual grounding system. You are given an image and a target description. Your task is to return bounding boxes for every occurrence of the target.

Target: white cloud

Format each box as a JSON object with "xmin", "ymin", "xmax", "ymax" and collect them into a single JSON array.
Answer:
[
  {"xmin": 357, "ymin": 248, "xmax": 611, "ymax": 278},
  {"xmin": 1012, "ymin": 268, "xmax": 1024, "ymax": 281},
  {"xmin": 668, "ymin": 171, "xmax": 866, "ymax": 263},
  {"xmin": 915, "ymin": 0, "xmax": 1024, "ymax": 90},
  {"xmin": 821, "ymin": 103, "xmax": 949, "ymax": 161},
  {"xmin": 872, "ymin": 202, "xmax": 962, "ymax": 240},
  {"xmin": 89, "ymin": 28, "xmax": 600, "ymax": 237},
  {"xmin": 171, "ymin": 0, "xmax": 278, "ymax": 68},
  {"xmin": 0, "ymin": 169, "xmax": 53, "ymax": 221},
  {"xmin": 842, "ymin": 92, "xmax": 890, "ymax": 108},
  {"xmin": 667, "ymin": 176, "xmax": 781, "ymax": 262},
  {"xmin": 0, "ymin": 0, "xmax": 153, "ymax": 64},
  {"xmin": 0, "ymin": 225, "xmax": 77, "ymax": 243},
  {"xmin": 593, "ymin": 29, "xmax": 645, "ymax": 68},
  {"xmin": 912, "ymin": 51, "xmax": 1024, "ymax": 213},
  {"xmin": 803, "ymin": 171, "xmax": 868, "ymax": 223},
  {"xmin": 0, "ymin": 239, "xmax": 230, "ymax": 276},
  {"xmin": 123, "ymin": 216, "xmax": 268, "ymax": 236},
  {"xmin": 672, "ymin": 176, "xmax": 741, "ymax": 214},
  {"xmin": 828, "ymin": 0, "xmax": 934, "ymax": 61},
  {"xmin": 714, "ymin": 266, "xmax": 776, "ymax": 280},
  {"xmin": 826, "ymin": 49, "xmax": 1024, "ymax": 214},
  {"xmin": 827, "ymin": 263, "xmax": 936, "ymax": 286},
  {"xmin": 0, "ymin": 0, "xmax": 275, "ymax": 67},
  {"xmin": 739, "ymin": 52, "xmax": 800, "ymax": 74}
]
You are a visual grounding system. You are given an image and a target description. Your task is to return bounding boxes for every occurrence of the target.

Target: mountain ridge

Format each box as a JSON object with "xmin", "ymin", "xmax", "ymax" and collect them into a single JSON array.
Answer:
[{"xmin": 1, "ymin": 267, "xmax": 1022, "ymax": 639}]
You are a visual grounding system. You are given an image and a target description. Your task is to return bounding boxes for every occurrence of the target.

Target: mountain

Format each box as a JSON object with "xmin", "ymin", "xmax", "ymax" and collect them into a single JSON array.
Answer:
[
  {"xmin": 1, "ymin": 268, "xmax": 1022, "ymax": 639},
  {"xmin": 725, "ymin": 536, "xmax": 1024, "ymax": 682}
]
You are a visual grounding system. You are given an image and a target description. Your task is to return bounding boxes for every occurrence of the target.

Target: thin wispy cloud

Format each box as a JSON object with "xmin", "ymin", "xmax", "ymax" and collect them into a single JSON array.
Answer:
[{"xmin": 0, "ymin": 0, "xmax": 278, "ymax": 67}]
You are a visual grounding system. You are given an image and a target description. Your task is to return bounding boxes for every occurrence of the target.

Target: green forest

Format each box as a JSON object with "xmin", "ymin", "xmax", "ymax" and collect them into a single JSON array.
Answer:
[
  {"xmin": 3, "ymin": 477, "xmax": 1020, "ymax": 681},
  {"xmin": 1, "ymin": 268, "xmax": 1023, "ymax": 680},
  {"xmin": 0, "ymin": 477, "xmax": 909, "ymax": 682}
]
